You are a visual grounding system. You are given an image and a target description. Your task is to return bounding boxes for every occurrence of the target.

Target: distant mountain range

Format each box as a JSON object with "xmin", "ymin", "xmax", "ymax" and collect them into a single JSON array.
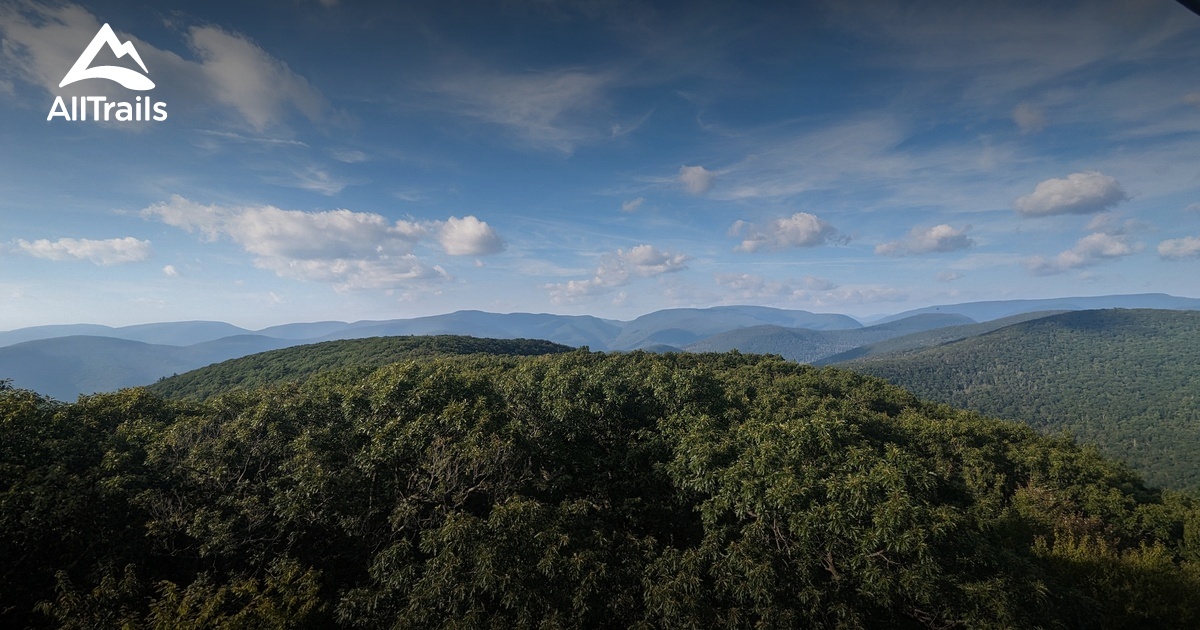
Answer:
[{"xmin": 2, "ymin": 293, "xmax": 1197, "ymax": 400}]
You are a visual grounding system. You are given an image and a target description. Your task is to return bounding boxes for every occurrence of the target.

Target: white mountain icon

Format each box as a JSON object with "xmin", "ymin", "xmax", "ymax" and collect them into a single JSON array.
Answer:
[{"xmin": 59, "ymin": 23, "xmax": 155, "ymax": 91}]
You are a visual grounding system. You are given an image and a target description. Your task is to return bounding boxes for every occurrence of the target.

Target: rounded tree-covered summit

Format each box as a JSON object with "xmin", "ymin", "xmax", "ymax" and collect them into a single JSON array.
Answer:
[{"xmin": 147, "ymin": 334, "xmax": 572, "ymax": 400}]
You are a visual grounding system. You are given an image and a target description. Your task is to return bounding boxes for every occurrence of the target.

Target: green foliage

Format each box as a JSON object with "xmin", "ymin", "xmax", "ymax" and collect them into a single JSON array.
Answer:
[
  {"xmin": 4, "ymin": 348, "xmax": 1200, "ymax": 627},
  {"xmin": 840, "ymin": 309, "xmax": 1200, "ymax": 491},
  {"xmin": 147, "ymin": 335, "xmax": 571, "ymax": 400}
]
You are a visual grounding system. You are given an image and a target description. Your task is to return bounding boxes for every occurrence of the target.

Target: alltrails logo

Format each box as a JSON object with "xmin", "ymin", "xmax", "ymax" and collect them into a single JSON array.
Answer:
[{"xmin": 47, "ymin": 23, "xmax": 167, "ymax": 122}]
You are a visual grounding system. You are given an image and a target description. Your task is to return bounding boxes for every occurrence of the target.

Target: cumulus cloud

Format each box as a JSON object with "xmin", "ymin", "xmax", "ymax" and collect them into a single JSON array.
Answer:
[
  {"xmin": 730, "ymin": 213, "xmax": 846, "ymax": 252},
  {"xmin": 1025, "ymin": 232, "xmax": 1141, "ymax": 275},
  {"xmin": 1158, "ymin": 236, "xmax": 1200, "ymax": 260},
  {"xmin": 875, "ymin": 224, "xmax": 973, "ymax": 257},
  {"xmin": 141, "ymin": 195, "xmax": 496, "ymax": 290},
  {"xmin": 1012, "ymin": 102, "xmax": 1046, "ymax": 134},
  {"xmin": 1013, "ymin": 171, "xmax": 1126, "ymax": 217},
  {"xmin": 13, "ymin": 236, "xmax": 151, "ymax": 265},
  {"xmin": 0, "ymin": 3, "xmax": 330, "ymax": 131},
  {"xmin": 435, "ymin": 216, "xmax": 504, "ymax": 256},
  {"xmin": 162, "ymin": 264, "xmax": 179, "ymax": 277},
  {"xmin": 679, "ymin": 165, "xmax": 717, "ymax": 195},
  {"xmin": 545, "ymin": 244, "xmax": 687, "ymax": 303},
  {"xmin": 621, "ymin": 197, "xmax": 645, "ymax": 212}
]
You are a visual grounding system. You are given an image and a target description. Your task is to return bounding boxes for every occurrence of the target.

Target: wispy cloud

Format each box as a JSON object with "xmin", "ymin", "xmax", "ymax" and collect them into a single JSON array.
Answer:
[
  {"xmin": 713, "ymin": 272, "xmax": 840, "ymax": 302},
  {"xmin": 433, "ymin": 67, "xmax": 617, "ymax": 154},
  {"xmin": 1012, "ymin": 102, "xmax": 1046, "ymax": 134},
  {"xmin": 813, "ymin": 286, "xmax": 908, "ymax": 307},
  {"xmin": 715, "ymin": 115, "xmax": 911, "ymax": 202},
  {"xmin": 185, "ymin": 25, "xmax": 330, "ymax": 131},
  {"xmin": 331, "ymin": 149, "xmax": 369, "ymax": 163},
  {"xmin": 197, "ymin": 130, "xmax": 309, "ymax": 148},
  {"xmin": 287, "ymin": 167, "xmax": 349, "ymax": 196}
]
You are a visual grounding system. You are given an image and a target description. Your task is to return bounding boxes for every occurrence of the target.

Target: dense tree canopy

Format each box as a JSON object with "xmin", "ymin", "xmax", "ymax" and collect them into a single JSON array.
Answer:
[
  {"xmin": 4, "ymin": 349, "xmax": 1199, "ymax": 628},
  {"xmin": 148, "ymin": 335, "xmax": 571, "ymax": 400},
  {"xmin": 841, "ymin": 309, "xmax": 1200, "ymax": 491}
]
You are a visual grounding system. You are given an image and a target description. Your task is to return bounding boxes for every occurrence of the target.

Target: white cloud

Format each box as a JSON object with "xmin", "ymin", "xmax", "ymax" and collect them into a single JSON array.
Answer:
[
  {"xmin": 546, "ymin": 244, "xmax": 688, "ymax": 303},
  {"xmin": 1185, "ymin": 202, "xmax": 1200, "ymax": 213},
  {"xmin": 1025, "ymin": 232, "xmax": 1142, "ymax": 275},
  {"xmin": 679, "ymin": 165, "xmax": 717, "ymax": 195},
  {"xmin": 1158, "ymin": 236, "xmax": 1200, "ymax": 260},
  {"xmin": 435, "ymin": 216, "xmax": 504, "ymax": 256},
  {"xmin": 162, "ymin": 264, "xmax": 179, "ymax": 277},
  {"xmin": 731, "ymin": 213, "xmax": 845, "ymax": 252},
  {"xmin": 1013, "ymin": 171, "xmax": 1126, "ymax": 217},
  {"xmin": 936, "ymin": 271, "xmax": 962, "ymax": 283},
  {"xmin": 1012, "ymin": 102, "xmax": 1046, "ymax": 133},
  {"xmin": 141, "ymin": 195, "xmax": 494, "ymax": 291},
  {"xmin": 1184, "ymin": 93, "xmax": 1200, "ymax": 108},
  {"xmin": 617, "ymin": 244, "xmax": 689, "ymax": 277},
  {"xmin": 875, "ymin": 224, "xmax": 973, "ymax": 257},
  {"xmin": 621, "ymin": 197, "xmax": 645, "ymax": 212},
  {"xmin": 14, "ymin": 236, "xmax": 151, "ymax": 265}
]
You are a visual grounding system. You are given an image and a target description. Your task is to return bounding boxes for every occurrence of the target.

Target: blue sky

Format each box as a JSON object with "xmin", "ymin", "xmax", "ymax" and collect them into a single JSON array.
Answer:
[{"xmin": 1, "ymin": 0, "xmax": 1198, "ymax": 329}]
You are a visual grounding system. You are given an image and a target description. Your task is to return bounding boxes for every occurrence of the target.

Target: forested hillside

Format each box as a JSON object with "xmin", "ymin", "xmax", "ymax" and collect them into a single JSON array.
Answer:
[
  {"xmin": 148, "ymin": 335, "xmax": 571, "ymax": 400},
  {"xmin": 841, "ymin": 309, "xmax": 1200, "ymax": 491},
  {"xmin": 817, "ymin": 311, "xmax": 1066, "ymax": 364},
  {"xmin": 4, "ymin": 350, "xmax": 1200, "ymax": 628}
]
